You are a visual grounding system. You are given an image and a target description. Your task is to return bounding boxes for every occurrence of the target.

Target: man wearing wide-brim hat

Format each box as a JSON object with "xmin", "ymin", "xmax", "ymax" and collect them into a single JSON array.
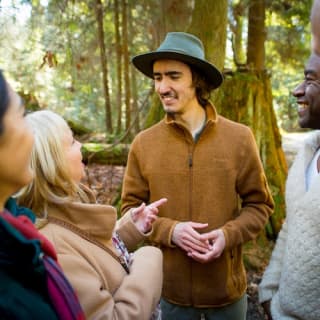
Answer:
[{"xmin": 121, "ymin": 32, "xmax": 274, "ymax": 320}]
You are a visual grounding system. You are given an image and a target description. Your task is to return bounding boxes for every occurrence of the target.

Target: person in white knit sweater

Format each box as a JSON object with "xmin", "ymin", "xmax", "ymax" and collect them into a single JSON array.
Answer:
[{"xmin": 259, "ymin": 1, "xmax": 320, "ymax": 319}]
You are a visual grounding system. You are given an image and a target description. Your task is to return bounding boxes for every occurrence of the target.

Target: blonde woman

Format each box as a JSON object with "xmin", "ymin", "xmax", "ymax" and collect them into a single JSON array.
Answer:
[{"xmin": 18, "ymin": 110, "xmax": 166, "ymax": 320}]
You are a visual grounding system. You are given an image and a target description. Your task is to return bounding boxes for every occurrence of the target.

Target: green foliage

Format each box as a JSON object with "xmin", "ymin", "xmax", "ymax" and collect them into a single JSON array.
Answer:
[{"xmin": 0, "ymin": 0, "xmax": 315, "ymax": 134}]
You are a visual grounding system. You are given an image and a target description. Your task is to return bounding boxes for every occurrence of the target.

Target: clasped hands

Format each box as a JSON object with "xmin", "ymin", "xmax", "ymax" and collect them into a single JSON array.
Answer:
[
  {"xmin": 172, "ymin": 222, "xmax": 226, "ymax": 263},
  {"xmin": 131, "ymin": 203, "xmax": 226, "ymax": 263}
]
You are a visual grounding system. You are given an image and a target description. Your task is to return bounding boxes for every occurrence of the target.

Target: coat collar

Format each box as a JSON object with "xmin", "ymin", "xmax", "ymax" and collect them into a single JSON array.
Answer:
[
  {"xmin": 286, "ymin": 130, "xmax": 320, "ymax": 198},
  {"xmin": 297, "ymin": 130, "xmax": 320, "ymax": 185},
  {"xmin": 46, "ymin": 185, "xmax": 117, "ymax": 241},
  {"xmin": 302, "ymin": 130, "xmax": 320, "ymax": 163}
]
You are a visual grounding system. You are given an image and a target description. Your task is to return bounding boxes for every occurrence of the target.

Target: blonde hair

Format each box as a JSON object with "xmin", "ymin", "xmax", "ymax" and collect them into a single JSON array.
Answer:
[{"xmin": 18, "ymin": 110, "xmax": 88, "ymax": 217}]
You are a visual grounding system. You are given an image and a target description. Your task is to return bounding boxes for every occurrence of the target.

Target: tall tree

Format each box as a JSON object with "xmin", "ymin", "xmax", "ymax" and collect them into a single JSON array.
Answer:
[
  {"xmin": 229, "ymin": 0, "xmax": 246, "ymax": 66},
  {"xmin": 114, "ymin": 0, "xmax": 123, "ymax": 134},
  {"xmin": 188, "ymin": 0, "xmax": 228, "ymax": 71},
  {"xmin": 121, "ymin": 0, "xmax": 131, "ymax": 138},
  {"xmin": 128, "ymin": 1, "xmax": 140, "ymax": 134},
  {"xmin": 147, "ymin": 0, "xmax": 193, "ymax": 47},
  {"xmin": 161, "ymin": 0, "xmax": 193, "ymax": 36},
  {"xmin": 247, "ymin": 0, "xmax": 266, "ymax": 70},
  {"xmin": 95, "ymin": 0, "xmax": 113, "ymax": 133}
]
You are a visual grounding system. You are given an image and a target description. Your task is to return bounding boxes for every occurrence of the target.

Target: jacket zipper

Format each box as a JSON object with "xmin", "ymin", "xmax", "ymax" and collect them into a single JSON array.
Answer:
[
  {"xmin": 188, "ymin": 153, "xmax": 193, "ymax": 167},
  {"xmin": 188, "ymin": 144, "xmax": 194, "ymax": 304}
]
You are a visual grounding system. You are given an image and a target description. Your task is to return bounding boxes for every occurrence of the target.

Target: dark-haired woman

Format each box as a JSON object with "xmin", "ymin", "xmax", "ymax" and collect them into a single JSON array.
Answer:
[{"xmin": 0, "ymin": 70, "xmax": 85, "ymax": 320}]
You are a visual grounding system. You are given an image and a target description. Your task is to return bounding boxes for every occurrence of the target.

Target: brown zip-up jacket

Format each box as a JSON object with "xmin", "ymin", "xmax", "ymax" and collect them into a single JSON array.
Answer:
[{"xmin": 121, "ymin": 103, "xmax": 274, "ymax": 307}]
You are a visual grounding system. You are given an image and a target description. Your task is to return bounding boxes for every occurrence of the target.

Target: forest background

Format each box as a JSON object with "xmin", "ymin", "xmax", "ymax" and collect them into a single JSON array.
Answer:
[{"xmin": 0, "ymin": 0, "xmax": 314, "ymax": 265}]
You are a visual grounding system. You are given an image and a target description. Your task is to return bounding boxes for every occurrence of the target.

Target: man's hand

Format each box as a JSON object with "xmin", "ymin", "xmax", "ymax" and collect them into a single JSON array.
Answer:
[
  {"xmin": 187, "ymin": 229, "xmax": 226, "ymax": 263},
  {"xmin": 172, "ymin": 222, "xmax": 210, "ymax": 253},
  {"xmin": 131, "ymin": 198, "xmax": 167, "ymax": 233}
]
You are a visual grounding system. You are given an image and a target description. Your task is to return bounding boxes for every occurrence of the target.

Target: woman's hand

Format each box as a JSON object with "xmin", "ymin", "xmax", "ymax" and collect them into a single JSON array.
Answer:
[{"xmin": 131, "ymin": 198, "xmax": 167, "ymax": 233}]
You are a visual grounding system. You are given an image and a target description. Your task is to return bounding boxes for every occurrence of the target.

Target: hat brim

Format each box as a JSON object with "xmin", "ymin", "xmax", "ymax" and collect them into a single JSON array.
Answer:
[{"xmin": 132, "ymin": 51, "xmax": 223, "ymax": 89}]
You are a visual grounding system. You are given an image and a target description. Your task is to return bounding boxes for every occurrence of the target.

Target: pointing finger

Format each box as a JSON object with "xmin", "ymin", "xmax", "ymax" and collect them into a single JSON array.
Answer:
[{"xmin": 149, "ymin": 198, "xmax": 167, "ymax": 209}]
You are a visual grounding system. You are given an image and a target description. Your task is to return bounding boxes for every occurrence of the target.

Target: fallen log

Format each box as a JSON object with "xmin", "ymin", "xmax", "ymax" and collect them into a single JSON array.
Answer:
[{"xmin": 82, "ymin": 143, "xmax": 129, "ymax": 166}]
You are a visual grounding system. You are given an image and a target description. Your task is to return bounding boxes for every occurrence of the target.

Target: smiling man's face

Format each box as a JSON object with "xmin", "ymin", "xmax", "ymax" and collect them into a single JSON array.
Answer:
[
  {"xmin": 153, "ymin": 59, "xmax": 198, "ymax": 116},
  {"xmin": 293, "ymin": 53, "xmax": 320, "ymax": 129}
]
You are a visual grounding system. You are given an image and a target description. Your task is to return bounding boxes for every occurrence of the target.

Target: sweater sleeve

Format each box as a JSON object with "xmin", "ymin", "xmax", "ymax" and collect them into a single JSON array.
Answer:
[
  {"xmin": 221, "ymin": 127, "xmax": 274, "ymax": 249},
  {"xmin": 258, "ymin": 219, "xmax": 287, "ymax": 304},
  {"xmin": 57, "ymin": 247, "xmax": 163, "ymax": 320},
  {"xmin": 121, "ymin": 137, "xmax": 149, "ymax": 215},
  {"xmin": 116, "ymin": 210, "xmax": 146, "ymax": 252},
  {"xmin": 121, "ymin": 136, "xmax": 178, "ymax": 247}
]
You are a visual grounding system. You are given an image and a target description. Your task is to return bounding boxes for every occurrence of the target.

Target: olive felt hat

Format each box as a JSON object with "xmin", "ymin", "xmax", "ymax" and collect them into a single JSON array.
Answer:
[{"xmin": 132, "ymin": 32, "xmax": 223, "ymax": 89}]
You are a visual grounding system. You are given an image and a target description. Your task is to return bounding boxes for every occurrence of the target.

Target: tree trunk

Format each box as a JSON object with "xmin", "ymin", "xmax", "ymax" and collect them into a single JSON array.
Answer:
[
  {"xmin": 188, "ymin": 0, "xmax": 228, "ymax": 71},
  {"xmin": 161, "ymin": 0, "xmax": 193, "ymax": 35},
  {"xmin": 121, "ymin": 0, "xmax": 131, "ymax": 139},
  {"xmin": 242, "ymin": 0, "xmax": 286, "ymax": 238},
  {"xmin": 95, "ymin": 0, "xmax": 113, "ymax": 133},
  {"xmin": 230, "ymin": 1, "xmax": 246, "ymax": 66},
  {"xmin": 247, "ymin": 0, "xmax": 266, "ymax": 70},
  {"xmin": 128, "ymin": 1, "xmax": 140, "ymax": 134},
  {"xmin": 149, "ymin": 0, "xmax": 193, "ymax": 47},
  {"xmin": 114, "ymin": 0, "xmax": 123, "ymax": 134}
]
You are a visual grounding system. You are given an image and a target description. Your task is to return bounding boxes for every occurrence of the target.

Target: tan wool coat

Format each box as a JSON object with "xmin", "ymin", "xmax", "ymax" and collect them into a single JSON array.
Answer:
[
  {"xmin": 121, "ymin": 103, "xmax": 274, "ymax": 307},
  {"xmin": 38, "ymin": 189, "xmax": 163, "ymax": 320}
]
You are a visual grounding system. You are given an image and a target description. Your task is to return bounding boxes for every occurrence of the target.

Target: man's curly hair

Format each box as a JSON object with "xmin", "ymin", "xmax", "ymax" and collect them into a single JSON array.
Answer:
[{"xmin": 191, "ymin": 67, "xmax": 216, "ymax": 107}]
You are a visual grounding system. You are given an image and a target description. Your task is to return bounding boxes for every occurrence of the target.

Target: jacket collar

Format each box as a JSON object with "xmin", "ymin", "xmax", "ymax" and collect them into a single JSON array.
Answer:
[
  {"xmin": 164, "ymin": 101, "xmax": 218, "ymax": 126},
  {"xmin": 46, "ymin": 185, "xmax": 117, "ymax": 241}
]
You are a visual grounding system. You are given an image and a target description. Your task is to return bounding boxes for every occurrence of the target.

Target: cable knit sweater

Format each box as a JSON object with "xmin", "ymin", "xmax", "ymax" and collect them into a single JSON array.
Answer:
[{"xmin": 259, "ymin": 131, "xmax": 320, "ymax": 320}]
